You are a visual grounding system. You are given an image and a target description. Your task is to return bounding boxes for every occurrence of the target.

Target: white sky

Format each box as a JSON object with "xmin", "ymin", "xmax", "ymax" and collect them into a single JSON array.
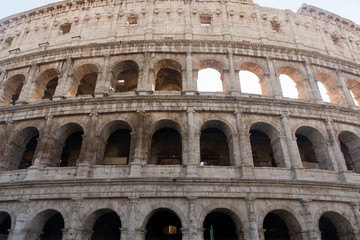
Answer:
[{"xmin": 0, "ymin": 0, "xmax": 359, "ymax": 24}]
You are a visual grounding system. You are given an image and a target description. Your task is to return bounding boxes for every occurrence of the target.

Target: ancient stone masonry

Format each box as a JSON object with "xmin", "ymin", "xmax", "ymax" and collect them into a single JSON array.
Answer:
[{"xmin": 0, "ymin": 0, "xmax": 360, "ymax": 239}]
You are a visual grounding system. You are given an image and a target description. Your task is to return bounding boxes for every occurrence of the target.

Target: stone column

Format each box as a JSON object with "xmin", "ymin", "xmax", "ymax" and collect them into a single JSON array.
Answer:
[
  {"xmin": 245, "ymin": 198, "xmax": 259, "ymax": 240},
  {"xmin": 350, "ymin": 202, "xmax": 360, "ymax": 235},
  {"xmin": 236, "ymin": 112, "xmax": 254, "ymax": 178},
  {"xmin": 138, "ymin": 52, "xmax": 150, "ymax": 92},
  {"xmin": 8, "ymin": 199, "xmax": 30, "ymax": 240},
  {"xmin": 53, "ymin": 57, "xmax": 73, "ymax": 98},
  {"xmin": 228, "ymin": 50, "xmax": 240, "ymax": 94},
  {"xmin": 17, "ymin": 63, "xmax": 38, "ymax": 103},
  {"xmin": 304, "ymin": 61, "xmax": 323, "ymax": 104},
  {"xmin": 130, "ymin": 111, "xmax": 145, "ymax": 177},
  {"xmin": 184, "ymin": 51, "xmax": 195, "ymax": 92},
  {"xmin": 280, "ymin": 115, "xmax": 302, "ymax": 179},
  {"xmin": 63, "ymin": 198, "xmax": 83, "ymax": 240},
  {"xmin": 187, "ymin": 197, "xmax": 200, "ymax": 240},
  {"xmin": 265, "ymin": 57, "xmax": 282, "ymax": 98},
  {"xmin": 126, "ymin": 197, "xmax": 139, "ymax": 240},
  {"xmin": 324, "ymin": 119, "xmax": 348, "ymax": 182},
  {"xmin": 186, "ymin": 108, "xmax": 198, "ymax": 177},
  {"xmin": 94, "ymin": 54, "xmax": 111, "ymax": 95},
  {"xmin": 300, "ymin": 199, "xmax": 318, "ymax": 240},
  {"xmin": 336, "ymin": 68, "xmax": 357, "ymax": 109}
]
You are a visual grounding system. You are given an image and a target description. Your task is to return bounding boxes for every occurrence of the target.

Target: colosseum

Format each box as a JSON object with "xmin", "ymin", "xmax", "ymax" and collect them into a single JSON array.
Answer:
[{"xmin": 0, "ymin": 0, "xmax": 360, "ymax": 239}]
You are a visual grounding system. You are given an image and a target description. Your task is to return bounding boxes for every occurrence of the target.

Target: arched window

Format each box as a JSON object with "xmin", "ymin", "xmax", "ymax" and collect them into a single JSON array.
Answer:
[
  {"xmin": 278, "ymin": 67, "xmax": 309, "ymax": 100},
  {"xmin": 239, "ymin": 62, "xmax": 266, "ymax": 95},
  {"xmin": 112, "ymin": 60, "xmax": 139, "ymax": 92},
  {"xmin": 203, "ymin": 210, "xmax": 239, "ymax": 240},
  {"xmin": 103, "ymin": 129, "xmax": 131, "ymax": 165},
  {"xmin": 263, "ymin": 210, "xmax": 302, "ymax": 240},
  {"xmin": 150, "ymin": 128, "xmax": 182, "ymax": 165},
  {"xmin": 338, "ymin": 131, "xmax": 360, "ymax": 173},
  {"xmin": 72, "ymin": 64, "xmax": 99, "ymax": 96},
  {"xmin": 31, "ymin": 69, "xmax": 60, "ymax": 100},
  {"xmin": 317, "ymin": 81, "xmax": 331, "ymax": 103},
  {"xmin": 145, "ymin": 209, "xmax": 182, "ymax": 240},
  {"xmin": 347, "ymin": 79, "xmax": 360, "ymax": 106},
  {"xmin": 0, "ymin": 212, "xmax": 11, "ymax": 240},
  {"xmin": 319, "ymin": 212, "xmax": 354, "ymax": 240},
  {"xmin": 154, "ymin": 59, "xmax": 182, "ymax": 91},
  {"xmin": 1, "ymin": 74, "xmax": 25, "ymax": 105},
  {"xmin": 91, "ymin": 210, "xmax": 121, "ymax": 240},
  {"xmin": 28, "ymin": 210, "xmax": 64, "ymax": 240},
  {"xmin": 316, "ymin": 73, "xmax": 344, "ymax": 105},
  {"xmin": 197, "ymin": 60, "xmax": 224, "ymax": 92}
]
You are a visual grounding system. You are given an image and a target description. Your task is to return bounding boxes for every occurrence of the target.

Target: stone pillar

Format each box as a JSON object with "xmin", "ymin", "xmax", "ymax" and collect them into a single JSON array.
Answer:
[
  {"xmin": 336, "ymin": 68, "xmax": 357, "ymax": 109},
  {"xmin": 350, "ymin": 202, "xmax": 360, "ymax": 235},
  {"xmin": 94, "ymin": 55, "xmax": 111, "ymax": 95},
  {"xmin": 0, "ymin": 120, "xmax": 15, "ymax": 171},
  {"xmin": 8, "ymin": 199, "xmax": 30, "ymax": 240},
  {"xmin": 265, "ymin": 57, "xmax": 282, "ymax": 98},
  {"xmin": 126, "ymin": 197, "xmax": 139, "ymax": 240},
  {"xmin": 300, "ymin": 200, "xmax": 318, "ymax": 240},
  {"xmin": 184, "ymin": 51, "xmax": 195, "ymax": 92},
  {"xmin": 130, "ymin": 111, "xmax": 145, "ymax": 177},
  {"xmin": 245, "ymin": 198, "xmax": 259, "ymax": 240},
  {"xmin": 324, "ymin": 119, "xmax": 348, "ymax": 181},
  {"xmin": 53, "ymin": 57, "xmax": 73, "ymax": 98},
  {"xmin": 186, "ymin": 108, "xmax": 198, "ymax": 177},
  {"xmin": 17, "ymin": 63, "xmax": 38, "ymax": 103},
  {"xmin": 138, "ymin": 52, "xmax": 150, "ymax": 92},
  {"xmin": 228, "ymin": 50, "xmax": 240, "ymax": 94},
  {"xmin": 62, "ymin": 198, "xmax": 83, "ymax": 240},
  {"xmin": 187, "ymin": 197, "xmax": 199, "ymax": 240},
  {"xmin": 280, "ymin": 115, "xmax": 302, "ymax": 178},
  {"xmin": 184, "ymin": 2, "xmax": 192, "ymax": 40},
  {"xmin": 304, "ymin": 61, "xmax": 323, "ymax": 104}
]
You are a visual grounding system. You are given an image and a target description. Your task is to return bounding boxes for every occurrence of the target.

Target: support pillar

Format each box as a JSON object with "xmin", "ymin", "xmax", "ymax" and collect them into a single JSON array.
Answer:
[
  {"xmin": 336, "ymin": 68, "xmax": 357, "ymax": 109},
  {"xmin": 265, "ymin": 57, "xmax": 282, "ymax": 98},
  {"xmin": 245, "ymin": 198, "xmax": 259, "ymax": 240},
  {"xmin": 186, "ymin": 108, "xmax": 198, "ymax": 177},
  {"xmin": 94, "ymin": 54, "xmax": 111, "ymax": 95},
  {"xmin": 228, "ymin": 50, "xmax": 240, "ymax": 94},
  {"xmin": 300, "ymin": 199, "xmax": 318, "ymax": 240},
  {"xmin": 17, "ymin": 63, "xmax": 38, "ymax": 103},
  {"xmin": 127, "ymin": 197, "xmax": 139, "ymax": 240},
  {"xmin": 236, "ymin": 112, "xmax": 254, "ymax": 178},
  {"xmin": 130, "ymin": 111, "xmax": 145, "ymax": 177},
  {"xmin": 304, "ymin": 61, "xmax": 323, "ymax": 104},
  {"xmin": 53, "ymin": 57, "xmax": 73, "ymax": 98}
]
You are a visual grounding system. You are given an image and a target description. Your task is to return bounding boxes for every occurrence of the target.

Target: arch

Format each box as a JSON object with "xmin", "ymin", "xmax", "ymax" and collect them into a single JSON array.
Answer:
[
  {"xmin": 5, "ymin": 126, "xmax": 39, "ymax": 170},
  {"xmin": 347, "ymin": 78, "xmax": 360, "ymax": 106},
  {"xmin": 154, "ymin": 59, "xmax": 182, "ymax": 91},
  {"xmin": 27, "ymin": 209, "xmax": 64, "ymax": 240},
  {"xmin": 0, "ymin": 212, "xmax": 11, "ymax": 240},
  {"xmin": 145, "ymin": 208, "xmax": 182, "ymax": 240},
  {"xmin": 239, "ymin": 62, "xmax": 267, "ymax": 95},
  {"xmin": 278, "ymin": 66, "xmax": 309, "ymax": 100},
  {"xmin": 112, "ymin": 60, "xmax": 139, "ymax": 92},
  {"xmin": 197, "ymin": 59, "xmax": 224, "ymax": 92},
  {"xmin": 263, "ymin": 209, "xmax": 303, "ymax": 240},
  {"xmin": 250, "ymin": 122, "xmax": 286, "ymax": 167},
  {"xmin": 338, "ymin": 131, "xmax": 360, "ymax": 173},
  {"xmin": 202, "ymin": 208, "xmax": 243, "ymax": 240},
  {"xmin": 1, "ymin": 74, "xmax": 25, "ymax": 105},
  {"xmin": 49, "ymin": 123, "xmax": 84, "ymax": 167},
  {"xmin": 72, "ymin": 64, "xmax": 99, "ymax": 96},
  {"xmin": 84, "ymin": 208, "xmax": 121, "ymax": 240},
  {"xmin": 200, "ymin": 120, "xmax": 233, "ymax": 166},
  {"xmin": 295, "ymin": 126, "xmax": 333, "ymax": 170},
  {"xmin": 316, "ymin": 73, "xmax": 344, "ymax": 105},
  {"xmin": 97, "ymin": 120, "xmax": 132, "ymax": 165},
  {"xmin": 31, "ymin": 68, "xmax": 60, "ymax": 100},
  {"xmin": 319, "ymin": 211, "xmax": 354, "ymax": 240}
]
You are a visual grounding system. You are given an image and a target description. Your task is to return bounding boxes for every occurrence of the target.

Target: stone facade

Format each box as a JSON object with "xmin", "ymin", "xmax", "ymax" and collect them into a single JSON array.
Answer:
[{"xmin": 0, "ymin": 0, "xmax": 360, "ymax": 239}]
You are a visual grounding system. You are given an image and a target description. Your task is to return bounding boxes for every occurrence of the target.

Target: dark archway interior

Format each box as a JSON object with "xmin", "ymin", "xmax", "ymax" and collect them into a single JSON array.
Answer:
[
  {"xmin": 203, "ymin": 211, "xmax": 237, "ymax": 240},
  {"xmin": 319, "ymin": 216, "xmax": 339, "ymax": 240},
  {"xmin": 250, "ymin": 130, "xmax": 276, "ymax": 167},
  {"xmin": 0, "ymin": 215, "xmax": 10, "ymax": 239},
  {"xmin": 11, "ymin": 82, "xmax": 24, "ymax": 103},
  {"xmin": 43, "ymin": 77, "xmax": 59, "ymax": 99},
  {"xmin": 60, "ymin": 131, "xmax": 83, "ymax": 167},
  {"xmin": 103, "ymin": 129, "xmax": 131, "ymax": 165},
  {"xmin": 91, "ymin": 212, "xmax": 121, "ymax": 240},
  {"xmin": 339, "ymin": 140, "xmax": 355, "ymax": 172},
  {"xmin": 263, "ymin": 213, "xmax": 290, "ymax": 240},
  {"xmin": 296, "ymin": 134, "xmax": 319, "ymax": 169},
  {"xmin": 145, "ymin": 210, "xmax": 182, "ymax": 240},
  {"xmin": 115, "ymin": 60, "xmax": 139, "ymax": 92},
  {"xmin": 39, "ymin": 213, "xmax": 64, "ymax": 240},
  {"xmin": 200, "ymin": 128, "xmax": 230, "ymax": 166},
  {"xmin": 18, "ymin": 135, "xmax": 39, "ymax": 169},
  {"xmin": 155, "ymin": 68, "xmax": 182, "ymax": 91},
  {"xmin": 77, "ymin": 72, "xmax": 97, "ymax": 95},
  {"xmin": 150, "ymin": 128, "xmax": 182, "ymax": 165}
]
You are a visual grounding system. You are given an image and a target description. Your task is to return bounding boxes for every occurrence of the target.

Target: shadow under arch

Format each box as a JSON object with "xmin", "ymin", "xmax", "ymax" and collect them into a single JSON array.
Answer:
[
  {"xmin": 0, "ymin": 211, "xmax": 11, "ymax": 240},
  {"xmin": 71, "ymin": 63, "xmax": 100, "ymax": 96},
  {"xmin": 1, "ymin": 74, "xmax": 25, "ymax": 105},
  {"xmin": 154, "ymin": 59, "xmax": 182, "ymax": 91},
  {"xmin": 112, "ymin": 60, "xmax": 139, "ymax": 92},
  {"xmin": 318, "ymin": 211, "xmax": 354, "ymax": 240},
  {"xmin": 31, "ymin": 68, "xmax": 60, "ymax": 100},
  {"xmin": 338, "ymin": 130, "xmax": 360, "ymax": 173}
]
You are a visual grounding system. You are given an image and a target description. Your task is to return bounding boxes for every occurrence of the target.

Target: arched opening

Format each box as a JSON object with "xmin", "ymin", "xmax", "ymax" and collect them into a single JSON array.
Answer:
[
  {"xmin": 145, "ymin": 209, "xmax": 182, "ymax": 240},
  {"xmin": 200, "ymin": 121, "xmax": 231, "ymax": 166},
  {"xmin": 0, "ymin": 212, "xmax": 11, "ymax": 240},
  {"xmin": 296, "ymin": 126, "xmax": 333, "ymax": 170},
  {"xmin": 239, "ymin": 62, "xmax": 266, "ymax": 95},
  {"xmin": 91, "ymin": 210, "xmax": 121, "ymax": 240},
  {"xmin": 150, "ymin": 128, "xmax": 182, "ymax": 165},
  {"xmin": 1, "ymin": 74, "xmax": 25, "ymax": 105},
  {"xmin": 316, "ymin": 73, "xmax": 344, "ymax": 105},
  {"xmin": 5, "ymin": 127, "xmax": 39, "ymax": 171},
  {"xmin": 49, "ymin": 123, "xmax": 84, "ymax": 167},
  {"xmin": 72, "ymin": 64, "xmax": 99, "ymax": 96},
  {"xmin": 319, "ymin": 212, "xmax": 354, "ymax": 240},
  {"xmin": 347, "ymin": 79, "xmax": 360, "ymax": 106},
  {"xmin": 278, "ymin": 67, "xmax": 309, "ymax": 100},
  {"xmin": 250, "ymin": 122, "xmax": 285, "ymax": 168},
  {"xmin": 263, "ymin": 210, "xmax": 302, "ymax": 240},
  {"xmin": 338, "ymin": 131, "xmax": 360, "ymax": 173},
  {"xmin": 103, "ymin": 129, "xmax": 131, "ymax": 165},
  {"xmin": 154, "ymin": 59, "xmax": 182, "ymax": 91},
  {"xmin": 197, "ymin": 60, "xmax": 224, "ymax": 92},
  {"xmin": 203, "ymin": 210, "xmax": 238, "ymax": 240},
  {"xmin": 317, "ymin": 81, "xmax": 331, "ymax": 103},
  {"xmin": 29, "ymin": 210, "xmax": 64, "ymax": 240},
  {"xmin": 112, "ymin": 60, "xmax": 139, "ymax": 92},
  {"xmin": 31, "ymin": 69, "xmax": 60, "ymax": 100}
]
